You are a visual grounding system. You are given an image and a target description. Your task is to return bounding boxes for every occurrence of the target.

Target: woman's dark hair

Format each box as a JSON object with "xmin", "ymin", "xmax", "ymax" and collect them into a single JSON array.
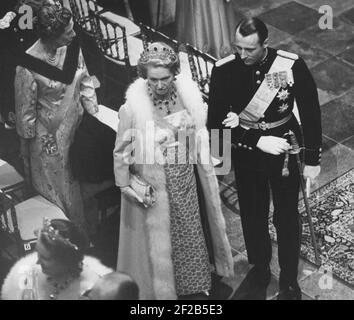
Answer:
[
  {"xmin": 235, "ymin": 17, "xmax": 269, "ymax": 44},
  {"xmin": 39, "ymin": 219, "xmax": 88, "ymax": 275},
  {"xmin": 36, "ymin": 3, "xmax": 72, "ymax": 40}
]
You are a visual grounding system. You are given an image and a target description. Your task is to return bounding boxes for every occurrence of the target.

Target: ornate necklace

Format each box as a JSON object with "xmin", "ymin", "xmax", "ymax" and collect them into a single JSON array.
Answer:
[
  {"xmin": 47, "ymin": 274, "xmax": 77, "ymax": 300},
  {"xmin": 148, "ymin": 85, "xmax": 177, "ymax": 115}
]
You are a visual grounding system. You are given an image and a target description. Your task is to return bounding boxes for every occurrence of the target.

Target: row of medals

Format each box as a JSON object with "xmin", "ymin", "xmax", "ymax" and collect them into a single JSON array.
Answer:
[{"xmin": 265, "ymin": 70, "xmax": 294, "ymax": 89}]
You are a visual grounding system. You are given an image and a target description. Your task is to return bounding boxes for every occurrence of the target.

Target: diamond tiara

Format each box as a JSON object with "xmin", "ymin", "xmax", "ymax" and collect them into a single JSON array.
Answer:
[
  {"xmin": 139, "ymin": 42, "xmax": 178, "ymax": 65},
  {"xmin": 39, "ymin": 218, "xmax": 79, "ymax": 251}
]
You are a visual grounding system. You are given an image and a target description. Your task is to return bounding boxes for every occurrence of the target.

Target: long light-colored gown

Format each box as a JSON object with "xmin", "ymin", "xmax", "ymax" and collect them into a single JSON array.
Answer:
[
  {"xmin": 15, "ymin": 41, "xmax": 98, "ymax": 232},
  {"xmin": 157, "ymin": 108, "xmax": 212, "ymax": 296}
]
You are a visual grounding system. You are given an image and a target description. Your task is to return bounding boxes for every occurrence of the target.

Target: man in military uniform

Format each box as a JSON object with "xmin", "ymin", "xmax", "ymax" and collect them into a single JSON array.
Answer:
[{"xmin": 208, "ymin": 17, "xmax": 322, "ymax": 300}]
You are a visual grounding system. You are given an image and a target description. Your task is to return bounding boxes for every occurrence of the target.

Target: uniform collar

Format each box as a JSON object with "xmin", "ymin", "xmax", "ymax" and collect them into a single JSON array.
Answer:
[
  {"xmin": 258, "ymin": 48, "xmax": 269, "ymax": 67},
  {"xmin": 252, "ymin": 47, "xmax": 277, "ymax": 70}
]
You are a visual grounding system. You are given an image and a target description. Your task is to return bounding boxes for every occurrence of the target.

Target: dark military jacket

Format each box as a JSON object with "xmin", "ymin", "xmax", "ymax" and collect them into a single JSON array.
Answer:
[{"xmin": 207, "ymin": 47, "xmax": 322, "ymax": 167}]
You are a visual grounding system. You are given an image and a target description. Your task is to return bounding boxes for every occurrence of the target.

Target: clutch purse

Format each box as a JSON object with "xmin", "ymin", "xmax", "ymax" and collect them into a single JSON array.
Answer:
[{"xmin": 130, "ymin": 174, "xmax": 155, "ymax": 207}]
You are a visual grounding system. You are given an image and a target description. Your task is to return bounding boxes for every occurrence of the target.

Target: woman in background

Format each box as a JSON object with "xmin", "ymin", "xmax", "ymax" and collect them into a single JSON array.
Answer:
[
  {"xmin": 14, "ymin": 3, "xmax": 98, "ymax": 233},
  {"xmin": 1, "ymin": 218, "xmax": 112, "ymax": 300},
  {"xmin": 0, "ymin": 0, "xmax": 56, "ymax": 176}
]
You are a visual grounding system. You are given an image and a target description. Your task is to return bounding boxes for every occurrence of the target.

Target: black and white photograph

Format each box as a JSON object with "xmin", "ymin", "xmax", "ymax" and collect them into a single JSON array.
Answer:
[{"xmin": 0, "ymin": 0, "xmax": 353, "ymax": 304}]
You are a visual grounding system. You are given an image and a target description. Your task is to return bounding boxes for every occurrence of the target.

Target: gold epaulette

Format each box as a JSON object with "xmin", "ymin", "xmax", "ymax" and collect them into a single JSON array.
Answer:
[
  {"xmin": 215, "ymin": 54, "xmax": 236, "ymax": 67},
  {"xmin": 277, "ymin": 50, "xmax": 299, "ymax": 60}
]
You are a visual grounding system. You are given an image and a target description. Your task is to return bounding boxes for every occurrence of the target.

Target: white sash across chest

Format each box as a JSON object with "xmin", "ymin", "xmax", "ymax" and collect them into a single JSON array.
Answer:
[{"xmin": 239, "ymin": 54, "xmax": 296, "ymax": 126}]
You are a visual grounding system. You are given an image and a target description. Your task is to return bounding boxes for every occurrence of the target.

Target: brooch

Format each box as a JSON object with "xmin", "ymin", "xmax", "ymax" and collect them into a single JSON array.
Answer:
[{"xmin": 41, "ymin": 134, "xmax": 58, "ymax": 156}]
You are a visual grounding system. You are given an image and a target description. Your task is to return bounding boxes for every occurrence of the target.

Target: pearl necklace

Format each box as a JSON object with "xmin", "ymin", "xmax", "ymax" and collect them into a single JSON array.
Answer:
[
  {"xmin": 148, "ymin": 85, "xmax": 177, "ymax": 115},
  {"xmin": 45, "ymin": 52, "xmax": 59, "ymax": 65},
  {"xmin": 40, "ymin": 40, "xmax": 59, "ymax": 66}
]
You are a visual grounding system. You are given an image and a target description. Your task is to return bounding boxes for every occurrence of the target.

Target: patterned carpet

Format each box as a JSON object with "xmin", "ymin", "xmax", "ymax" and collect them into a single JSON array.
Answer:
[{"xmin": 219, "ymin": 168, "xmax": 354, "ymax": 288}]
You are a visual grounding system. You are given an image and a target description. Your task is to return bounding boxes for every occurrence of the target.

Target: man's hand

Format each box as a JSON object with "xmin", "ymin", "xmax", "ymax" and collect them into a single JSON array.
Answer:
[
  {"xmin": 256, "ymin": 136, "xmax": 290, "ymax": 155},
  {"xmin": 222, "ymin": 112, "xmax": 239, "ymax": 128},
  {"xmin": 303, "ymin": 165, "xmax": 320, "ymax": 184},
  {"xmin": 120, "ymin": 186, "xmax": 144, "ymax": 205}
]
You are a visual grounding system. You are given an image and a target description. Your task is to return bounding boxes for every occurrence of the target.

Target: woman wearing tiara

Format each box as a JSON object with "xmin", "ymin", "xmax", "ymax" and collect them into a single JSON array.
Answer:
[
  {"xmin": 1, "ymin": 218, "xmax": 112, "ymax": 300},
  {"xmin": 113, "ymin": 42, "xmax": 234, "ymax": 300}
]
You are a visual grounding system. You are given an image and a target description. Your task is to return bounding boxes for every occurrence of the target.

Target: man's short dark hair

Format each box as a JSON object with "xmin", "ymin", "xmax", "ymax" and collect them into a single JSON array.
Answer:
[
  {"xmin": 90, "ymin": 272, "xmax": 139, "ymax": 300},
  {"xmin": 235, "ymin": 17, "xmax": 269, "ymax": 44}
]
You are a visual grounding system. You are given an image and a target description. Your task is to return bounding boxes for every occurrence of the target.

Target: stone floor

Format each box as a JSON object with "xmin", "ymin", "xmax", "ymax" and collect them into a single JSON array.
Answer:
[{"xmin": 1, "ymin": 0, "xmax": 354, "ymax": 300}]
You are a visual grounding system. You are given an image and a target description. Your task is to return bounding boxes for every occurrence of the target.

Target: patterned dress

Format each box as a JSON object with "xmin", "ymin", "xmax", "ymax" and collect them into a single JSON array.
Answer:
[
  {"xmin": 14, "ymin": 42, "xmax": 98, "ymax": 233},
  {"xmin": 157, "ymin": 109, "xmax": 212, "ymax": 296}
]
